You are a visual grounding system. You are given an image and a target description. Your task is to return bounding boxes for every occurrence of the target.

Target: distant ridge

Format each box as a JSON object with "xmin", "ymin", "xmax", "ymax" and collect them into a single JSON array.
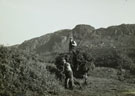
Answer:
[{"xmin": 18, "ymin": 24, "xmax": 135, "ymax": 56}]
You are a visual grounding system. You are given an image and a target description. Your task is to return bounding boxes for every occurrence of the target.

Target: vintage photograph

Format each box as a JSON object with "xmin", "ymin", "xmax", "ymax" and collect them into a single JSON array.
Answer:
[{"xmin": 0, "ymin": 0, "xmax": 135, "ymax": 96}]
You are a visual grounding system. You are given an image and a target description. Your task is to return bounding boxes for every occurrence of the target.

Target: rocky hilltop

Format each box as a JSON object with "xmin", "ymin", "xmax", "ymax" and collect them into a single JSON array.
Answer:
[
  {"xmin": 18, "ymin": 24, "xmax": 135, "ymax": 54},
  {"xmin": 18, "ymin": 24, "xmax": 95, "ymax": 53},
  {"xmin": 17, "ymin": 24, "xmax": 135, "ymax": 63}
]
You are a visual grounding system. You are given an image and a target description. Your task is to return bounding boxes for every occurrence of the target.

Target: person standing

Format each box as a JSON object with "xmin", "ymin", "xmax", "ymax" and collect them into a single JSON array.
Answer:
[{"xmin": 62, "ymin": 58, "xmax": 74, "ymax": 89}]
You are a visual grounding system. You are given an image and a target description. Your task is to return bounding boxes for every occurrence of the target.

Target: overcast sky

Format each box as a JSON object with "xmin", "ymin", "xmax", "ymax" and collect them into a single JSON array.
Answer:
[{"xmin": 0, "ymin": 0, "xmax": 135, "ymax": 46}]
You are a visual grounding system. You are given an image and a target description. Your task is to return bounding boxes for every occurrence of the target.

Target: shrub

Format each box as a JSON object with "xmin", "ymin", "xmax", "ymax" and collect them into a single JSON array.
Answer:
[
  {"xmin": 55, "ymin": 48, "xmax": 94, "ymax": 78},
  {"xmin": 55, "ymin": 47, "xmax": 135, "ymax": 78},
  {"xmin": 0, "ymin": 46, "xmax": 64, "ymax": 96}
]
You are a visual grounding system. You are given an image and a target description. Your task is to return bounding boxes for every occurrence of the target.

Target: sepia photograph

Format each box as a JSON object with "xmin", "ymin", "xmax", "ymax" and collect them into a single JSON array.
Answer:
[{"xmin": 0, "ymin": 0, "xmax": 135, "ymax": 96}]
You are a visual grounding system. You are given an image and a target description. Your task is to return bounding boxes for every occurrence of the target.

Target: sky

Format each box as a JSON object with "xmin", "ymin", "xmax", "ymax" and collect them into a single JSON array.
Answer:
[{"xmin": 0, "ymin": 0, "xmax": 135, "ymax": 46}]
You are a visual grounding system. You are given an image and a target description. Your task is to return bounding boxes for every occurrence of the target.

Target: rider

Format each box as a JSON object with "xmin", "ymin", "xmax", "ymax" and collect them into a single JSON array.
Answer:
[{"xmin": 69, "ymin": 37, "xmax": 77, "ymax": 52}]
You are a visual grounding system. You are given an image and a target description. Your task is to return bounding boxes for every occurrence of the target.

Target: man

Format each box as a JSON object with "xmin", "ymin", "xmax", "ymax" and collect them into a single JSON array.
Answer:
[
  {"xmin": 62, "ymin": 58, "xmax": 74, "ymax": 89},
  {"xmin": 69, "ymin": 37, "xmax": 77, "ymax": 52}
]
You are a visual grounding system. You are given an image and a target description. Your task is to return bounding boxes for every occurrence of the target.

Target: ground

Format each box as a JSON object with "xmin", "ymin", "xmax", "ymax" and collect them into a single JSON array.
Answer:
[{"xmin": 50, "ymin": 67, "xmax": 135, "ymax": 96}]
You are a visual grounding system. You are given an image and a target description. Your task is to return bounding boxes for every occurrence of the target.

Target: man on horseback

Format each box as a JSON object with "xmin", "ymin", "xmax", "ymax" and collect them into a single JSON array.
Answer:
[{"xmin": 69, "ymin": 37, "xmax": 77, "ymax": 52}]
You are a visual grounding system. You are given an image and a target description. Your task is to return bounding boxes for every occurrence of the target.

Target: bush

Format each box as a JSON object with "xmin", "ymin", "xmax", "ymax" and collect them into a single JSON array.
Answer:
[
  {"xmin": 55, "ymin": 47, "xmax": 135, "ymax": 78},
  {"xmin": 0, "ymin": 46, "xmax": 64, "ymax": 96},
  {"xmin": 55, "ymin": 48, "xmax": 94, "ymax": 78}
]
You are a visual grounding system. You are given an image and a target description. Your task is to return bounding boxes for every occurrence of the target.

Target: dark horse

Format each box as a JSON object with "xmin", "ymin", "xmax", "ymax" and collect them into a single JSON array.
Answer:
[{"xmin": 76, "ymin": 61, "xmax": 95, "ymax": 84}]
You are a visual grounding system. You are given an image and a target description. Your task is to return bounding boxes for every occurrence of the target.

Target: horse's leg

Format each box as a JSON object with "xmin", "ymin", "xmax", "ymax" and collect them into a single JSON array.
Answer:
[{"xmin": 65, "ymin": 77, "xmax": 69, "ymax": 89}]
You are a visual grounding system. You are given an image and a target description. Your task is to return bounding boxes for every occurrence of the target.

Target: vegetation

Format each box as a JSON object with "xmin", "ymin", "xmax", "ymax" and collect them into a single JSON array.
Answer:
[
  {"xmin": 0, "ymin": 46, "xmax": 63, "ymax": 96},
  {"xmin": 55, "ymin": 47, "xmax": 135, "ymax": 80}
]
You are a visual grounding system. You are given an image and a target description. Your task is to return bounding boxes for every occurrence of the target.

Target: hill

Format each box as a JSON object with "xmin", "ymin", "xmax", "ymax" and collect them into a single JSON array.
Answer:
[
  {"xmin": 17, "ymin": 24, "xmax": 135, "ymax": 64},
  {"xmin": 1, "ymin": 45, "xmax": 135, "ymax": 96},
  {"xmin": 2, "ymin": 24, "xmax": 135, "ymax": 96},
  {"xmin": 18, "ymin": 24, "xmax": 95, "ymax": 54},
  {"xmin": 18, "ymin": 24, "xmax": 135, "ymax": 53}
]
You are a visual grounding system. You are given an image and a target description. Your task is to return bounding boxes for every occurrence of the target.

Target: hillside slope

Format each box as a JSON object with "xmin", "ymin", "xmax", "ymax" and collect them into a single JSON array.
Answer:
[
  {"xmin": 1, "ymin": 24, "xmax": 135, "ymax": 96},
  {"xmin": 18, "ymin": 24, "xmax": 135, "ymax": 53},
  {"xmin": 17, "ymin": 24, "xmax": 135, "ymax": 64},
  {"xmin": 18, "ymin": 24, "xmax": 95, "ymax": 54},
  {"xmin": 1, "ymin": 46, "xmax": 135, "ymax": 96}
]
